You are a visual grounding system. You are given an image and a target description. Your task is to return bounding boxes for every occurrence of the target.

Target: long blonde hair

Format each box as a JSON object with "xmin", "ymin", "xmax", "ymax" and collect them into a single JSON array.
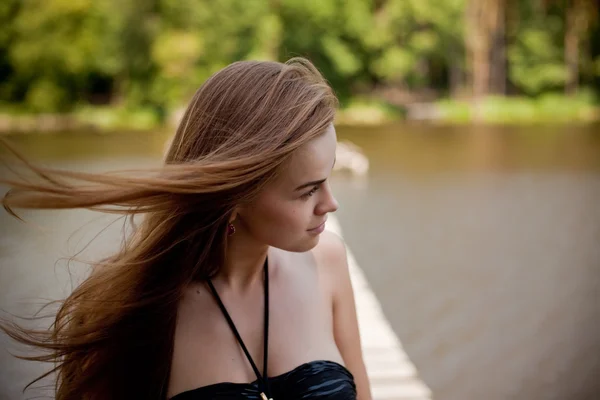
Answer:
[{"xmin": 0, "ymin": 58, "xmax": 337, "ymax": 399}]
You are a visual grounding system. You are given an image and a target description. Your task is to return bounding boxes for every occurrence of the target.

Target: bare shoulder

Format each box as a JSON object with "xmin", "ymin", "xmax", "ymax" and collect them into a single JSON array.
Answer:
[
  {"xmin": 311, "ymin": 230, "xmax": 350, "ymax": 280},
  {"xmin": 312, "ymin": 232, "xmax": 373, "ymax": 399},
  {"xmin": 312, "ymin": 230, "xmax": 347, "ymax": 261}
]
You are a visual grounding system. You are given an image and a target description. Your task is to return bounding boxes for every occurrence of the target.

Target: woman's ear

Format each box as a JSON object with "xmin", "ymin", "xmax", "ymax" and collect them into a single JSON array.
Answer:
[{"xmin": 228, "ymin": 210, "xmax": 238, "ymax": 224}]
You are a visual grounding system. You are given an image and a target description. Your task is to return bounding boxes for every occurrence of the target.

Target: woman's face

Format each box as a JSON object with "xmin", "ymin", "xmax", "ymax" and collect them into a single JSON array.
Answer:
[{"xmin": 237, "ymin": 123, "xmax": 339, "ymax": 252}]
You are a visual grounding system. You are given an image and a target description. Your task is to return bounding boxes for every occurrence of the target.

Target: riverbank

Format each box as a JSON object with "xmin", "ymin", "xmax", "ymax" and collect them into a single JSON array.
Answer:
[
  {"xmin": 1, "ymin": 94, "xmax": 598, "ymax": 134},
  {"xmin": 431, "ymin": 93, "xmax": 600, "ymax": 124},
  {"xmin": 0, "ymin": 106, "xmax": 162, "ymax": 134},
  {"xmin": 0, "ymin": 102, "xmax": 402, "ymax": 134}
]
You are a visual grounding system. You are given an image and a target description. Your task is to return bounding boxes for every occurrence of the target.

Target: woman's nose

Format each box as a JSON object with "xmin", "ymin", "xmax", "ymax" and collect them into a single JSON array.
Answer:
[{"xmin": 317, "ymin": 182, "xmax": 338, "ymax": 214}]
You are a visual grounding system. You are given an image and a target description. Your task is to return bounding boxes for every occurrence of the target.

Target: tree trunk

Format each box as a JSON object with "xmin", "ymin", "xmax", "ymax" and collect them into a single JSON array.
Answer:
[
  {"xmin": 565, "ymin": 0, "xmax": 585, "ymax": 96},
  {"xmin": 449, "ymin": 61, "xmax": 464, "ymax": 98},
  {"xmin": 466, "ymin": 0, "xmax": 505, "ymax": 119},
  {"xmin": 490, "ymin": 1, "xmax": 506, "ymax": 94},
  {"xmin": 464, "ymin": 3, "xmax": 473, "ymax": 97},
  {"xmin": 466, "ymin": 0, "xmax": 490, "ymax": 100}
]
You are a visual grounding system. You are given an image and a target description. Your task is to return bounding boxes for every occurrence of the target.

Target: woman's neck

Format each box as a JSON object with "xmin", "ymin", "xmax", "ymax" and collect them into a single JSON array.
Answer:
[{"xmin": 217, "ymin": 230, "xmax": 269, "ymax": 291}]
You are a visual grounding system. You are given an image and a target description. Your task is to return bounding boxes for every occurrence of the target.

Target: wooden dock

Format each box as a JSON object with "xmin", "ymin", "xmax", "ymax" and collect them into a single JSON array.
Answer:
[{"xmin": 326, "ymin": 217, "xmax": 432, "ymax": 400}]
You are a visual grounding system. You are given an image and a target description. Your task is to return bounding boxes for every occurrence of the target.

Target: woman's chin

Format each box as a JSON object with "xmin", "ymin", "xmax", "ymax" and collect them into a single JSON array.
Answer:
[
  {"xmin": 299, "ymin": 234, "xmax": 321, "ymax": 252},
  {"xmin": 276, "ymin": 235, "xmax": 320, "ymax": 253}
]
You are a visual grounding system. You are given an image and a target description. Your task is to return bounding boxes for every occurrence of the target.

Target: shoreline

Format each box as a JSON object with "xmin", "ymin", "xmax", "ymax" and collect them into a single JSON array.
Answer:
[{"xmin": 1, "ymin": 96, "xmax": 598, "ymax": 134}]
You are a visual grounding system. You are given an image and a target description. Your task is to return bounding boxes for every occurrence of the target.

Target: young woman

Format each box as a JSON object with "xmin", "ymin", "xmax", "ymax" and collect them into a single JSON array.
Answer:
[{"xmin": 1, "ymin": 58, "xmax": 372, "ymax": 399}]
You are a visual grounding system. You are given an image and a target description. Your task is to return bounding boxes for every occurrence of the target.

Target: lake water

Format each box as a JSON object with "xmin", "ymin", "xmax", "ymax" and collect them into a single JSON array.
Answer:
[{"xmin": 1, "ymin": 123, "xmax": 599, "ymax": 400}]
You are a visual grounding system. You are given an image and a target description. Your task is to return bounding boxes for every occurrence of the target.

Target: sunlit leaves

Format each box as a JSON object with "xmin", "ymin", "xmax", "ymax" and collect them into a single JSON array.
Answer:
[{"xmin": 0, "ymin": 0, "xmax": 598, "ymax": 112}]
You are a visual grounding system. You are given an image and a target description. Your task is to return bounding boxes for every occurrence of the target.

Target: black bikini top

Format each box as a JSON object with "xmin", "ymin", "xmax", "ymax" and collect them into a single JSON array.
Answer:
[{"xmin": 170, "ymin": 257, "xmax": 357, "ymax": 400}]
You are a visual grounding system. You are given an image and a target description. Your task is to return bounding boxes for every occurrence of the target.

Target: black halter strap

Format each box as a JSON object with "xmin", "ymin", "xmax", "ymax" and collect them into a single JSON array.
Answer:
[{"xmin": 206, "ymin": 258, "xmax": 271, "ymax": 399}]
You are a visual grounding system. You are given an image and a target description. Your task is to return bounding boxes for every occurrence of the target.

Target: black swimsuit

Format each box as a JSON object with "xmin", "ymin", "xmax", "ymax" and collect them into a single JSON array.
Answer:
[{"xmin": 170, "ymin": 258, "xmax": 357, "ymax": 399}]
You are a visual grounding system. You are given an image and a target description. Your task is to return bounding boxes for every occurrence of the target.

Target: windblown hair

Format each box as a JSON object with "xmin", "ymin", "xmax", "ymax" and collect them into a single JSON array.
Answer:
[{"xmin": 0, "ymin": 58, "xmax": 337, "ymax": 399}]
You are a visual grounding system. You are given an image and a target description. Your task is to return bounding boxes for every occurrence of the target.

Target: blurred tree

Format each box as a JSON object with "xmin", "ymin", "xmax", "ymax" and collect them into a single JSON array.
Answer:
[
  {"xmin": 465, "ymin": 0, "xmax": 506, "ymax": 102},
  {"xmin": 563, "ymin": 0, "xmax": 598, "ymax": 95},
  {"xmin": 0, "ymin": 0, "xmax": 20, "ymax": 107},
  {"xmin": 6, "ymin": 0, "xmax": 117, "ymax": 110},
  {"xmin": 507, "ymin": 1, "xmax": 567, "ymax": 95},
  {"xmin": 0, "ymin": 0, "xmax": 598, "ymax": 115}
]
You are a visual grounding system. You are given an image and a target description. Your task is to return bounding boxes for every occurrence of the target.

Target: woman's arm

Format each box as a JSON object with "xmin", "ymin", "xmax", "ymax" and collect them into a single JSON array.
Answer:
[{"xmin": 317, "ymin": 231, "xmax": 372, "ymax": 400}]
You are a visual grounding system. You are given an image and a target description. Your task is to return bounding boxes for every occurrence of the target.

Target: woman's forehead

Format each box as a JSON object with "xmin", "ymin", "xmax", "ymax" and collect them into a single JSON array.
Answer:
[{"xmin": 280, "ymin": 125, "xmax": 337, "ymax": 186}]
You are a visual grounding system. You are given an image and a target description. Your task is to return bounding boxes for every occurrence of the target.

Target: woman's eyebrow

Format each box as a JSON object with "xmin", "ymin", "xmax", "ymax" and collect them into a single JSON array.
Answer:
[
  {"xmin": 294, "ymin": 157, "xmax": 336, "ymax": 191},
  {"xmin": 294, "ymin": 178, "xmax": 326, "ymax": 191}
]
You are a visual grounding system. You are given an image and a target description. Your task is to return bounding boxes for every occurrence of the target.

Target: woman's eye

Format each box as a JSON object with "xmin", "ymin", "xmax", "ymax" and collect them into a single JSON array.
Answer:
[{"xmin": 301, "ymin": 186, "xmax": 319, "ymax": 199}]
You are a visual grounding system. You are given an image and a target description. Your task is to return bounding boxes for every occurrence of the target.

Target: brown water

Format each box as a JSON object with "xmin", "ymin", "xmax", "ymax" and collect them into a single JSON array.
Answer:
[{"xmin": 1, "ymin": 123, "xmax": 599, "ymax": 400}]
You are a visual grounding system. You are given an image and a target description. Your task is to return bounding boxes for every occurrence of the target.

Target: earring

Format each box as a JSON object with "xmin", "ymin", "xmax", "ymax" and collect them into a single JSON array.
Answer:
[{"xmin": 227, "ymin": 223, "xmax": 236, "ymax": 236}]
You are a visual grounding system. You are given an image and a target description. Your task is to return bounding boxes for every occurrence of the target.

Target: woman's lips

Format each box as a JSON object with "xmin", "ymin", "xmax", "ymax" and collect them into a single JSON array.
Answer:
[{"xmin": 308, "ymin": 220, "xmax": 326, "ymax": 233}]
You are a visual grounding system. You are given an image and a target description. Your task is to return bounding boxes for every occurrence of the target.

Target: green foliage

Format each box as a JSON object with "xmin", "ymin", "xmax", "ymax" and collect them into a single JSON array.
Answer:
[
  {"xmin": 0, "ymin": 0, "xmax": 598, "ymax": 124},
  {"xmin": 26, "ymin": 79, "xmax": 70, "ymax": 112},
  {"xmin": 508, "ymin": 21, "xmax": 567, "ymax": 95}
]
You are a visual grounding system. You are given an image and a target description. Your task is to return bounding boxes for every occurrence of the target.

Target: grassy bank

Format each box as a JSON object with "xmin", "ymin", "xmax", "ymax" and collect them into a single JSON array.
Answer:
[
  {"xmin": 0, "ymin": 105, "xmax": 162, "ymax": 134},
  {"xmin": 435, "ymin": 93, "xmax": 599, "ymax": 124},
  {"xmin": 0, "ymin": 101, "xmax": 403, "ymax": 133},
  {"xmin": 1, "ymin": 93, "xmax": 598, "ymax": 134},
  {"xmin": 334, "ymin": 98, "xmax": 405, "ymax": 126}
]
